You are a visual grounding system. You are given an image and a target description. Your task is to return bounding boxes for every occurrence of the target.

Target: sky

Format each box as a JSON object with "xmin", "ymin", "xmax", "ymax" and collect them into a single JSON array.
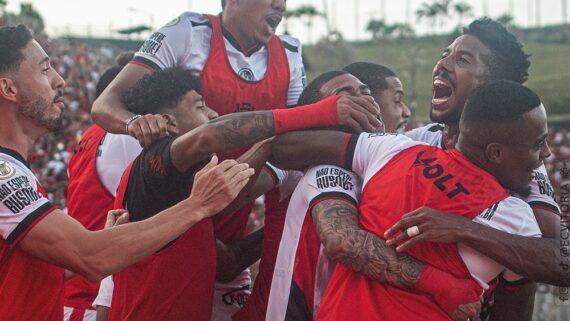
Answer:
[{"xmin": 4, "ymin": 0, "xmax": 569, "ymax": 42}]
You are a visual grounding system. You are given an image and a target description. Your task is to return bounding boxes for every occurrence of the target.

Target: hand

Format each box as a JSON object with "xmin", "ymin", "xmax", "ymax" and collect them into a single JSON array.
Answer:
[
  {"xmin": 105, "ymin": 209, "xmax": 129, "ymax": 229},
  {"xmin": 188, "ymin": 155, "xmax": 255, "ymax": 219},
  {"xmin": 451, "ymin": 300, "xmax": 482, "ymax": 321},
  {"xmin": 127, "ymin": 114, "xmax": 179, "ymax": 148},
  {"xmin": 384, "ymin": 207, "xmax": 476, "ymax": 252},
  {"xmin": 335, "ymin": 95, "xmax": 383, "ymax": 133}
]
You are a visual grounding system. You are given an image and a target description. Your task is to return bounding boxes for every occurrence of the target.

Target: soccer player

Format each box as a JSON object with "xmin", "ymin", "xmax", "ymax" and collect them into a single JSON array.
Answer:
[
  {"xmin": 403, "ymin": 18, "xmax": 562, "ymax": 319},
  {"xmin": 271, "ymin": 80, "xmax": 549, "ymax": 321},
  {"xmin": 267, "ymin": 71, "xmax": 482, "ymax": 321},
  {"xmin": 107, "ymin": 67, "xmax": 381, "ymax": 321},
  {"xmin": 64, "ymin": 52, "xmax": 141, "ymax": 321},
  {"xmin": 92, "ymin": 2, "xmax": 381, "ymax": 313},
  {"xmin": 0, "ymin": 24, "xmax": 254, "ymax": 321},
  {"xmin": 344, "ymin": 62, "xmax": 411, "ymax": 133}
]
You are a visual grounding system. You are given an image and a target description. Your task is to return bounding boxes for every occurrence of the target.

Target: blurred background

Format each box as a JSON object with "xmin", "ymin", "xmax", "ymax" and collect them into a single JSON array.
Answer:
[{"xmin": 1, "ymin": 2, "xmax": 568, "ymax": 320}]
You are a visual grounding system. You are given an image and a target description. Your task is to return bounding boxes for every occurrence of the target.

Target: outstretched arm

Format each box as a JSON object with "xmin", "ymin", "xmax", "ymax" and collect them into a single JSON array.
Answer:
[
  {"xmin": 385, "ymin": 207, "xmax": 570, "ymax": 286},
  {"xmin": 312, "ymin": 199, "xmax": 483, "ymax": 319},
  {"xmin": 19, "ymin": 157, "xmax": 254, "ymax": 281},
  {"xmin": 171, "ymin": 97, "xmax": 379, "ymax": 173}
]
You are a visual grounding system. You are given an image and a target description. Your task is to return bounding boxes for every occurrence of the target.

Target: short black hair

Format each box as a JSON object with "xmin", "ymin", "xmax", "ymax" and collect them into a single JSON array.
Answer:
[
  {"xmin": 343, "ymin": 62, "xmax": 396, "ymax": 94},
  {"xmin": 462, "ymin": 80, "xmax": 540, "ymax": 124},
  {"xmin": 123, "ymin": 67, "xmax": 201, "ymax": 115},
  {"xmin": 463, "ymin": 18, "xmax": 530, "ymax": 84},
  {"xmin": 297, "ymin": 70, "xmax": 349, "ymax": 106},
  {"xmin": 0, "ymin": 24, "xmax": 33, "ymax": 74},
  {"xmin": 95, "ymin": 52, "xmax": 134, "ymax": 98}
]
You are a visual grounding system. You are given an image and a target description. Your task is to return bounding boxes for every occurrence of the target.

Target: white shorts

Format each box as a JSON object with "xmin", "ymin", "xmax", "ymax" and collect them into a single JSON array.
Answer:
[
  {"xmin": 63, "ymin": 307, "xmax": 96, "ymax": 321},
  {"xmin": 211, "ymin": 269, "xmax": 252, "ymax": 321}
]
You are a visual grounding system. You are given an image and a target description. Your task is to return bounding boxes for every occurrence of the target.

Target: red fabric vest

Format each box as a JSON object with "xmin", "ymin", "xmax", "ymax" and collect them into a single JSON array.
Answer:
[
  {"xmin": 199, "ymin": 14, "xmax": 290, "ymax": 242},
  {"xmin": 109, "ymin": 163, "xmax": 216, "ymax": 321},
  {"xmin": 0, "ymin": 183, "xmax": 62, "ymax": 321},
  {"xmin": 316, "ymin": 146, "xmax": 509, "ymax": 321},
  {"xmin": 233, "ymin": 189, "xmax": 290, "ymax": 321},
  {"xmin": 64, "ymin": 125, "xmax": 114, "ymax": 309}
]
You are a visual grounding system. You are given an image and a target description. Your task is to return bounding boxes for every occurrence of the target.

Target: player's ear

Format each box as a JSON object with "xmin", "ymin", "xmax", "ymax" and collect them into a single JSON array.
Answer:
[
  {"xmin": 485, "ymin": 142, "xmax": 503, "ymax": 165},
  {"xmin": 0, "ymin": 77, "xmax": 18, "ymax": 103}
]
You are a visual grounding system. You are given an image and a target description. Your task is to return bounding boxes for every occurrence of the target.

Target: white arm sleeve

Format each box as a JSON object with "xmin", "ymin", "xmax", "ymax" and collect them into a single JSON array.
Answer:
[{"xmin": 92, "ymin": 276, "xmax": 114, "ymax": 308}]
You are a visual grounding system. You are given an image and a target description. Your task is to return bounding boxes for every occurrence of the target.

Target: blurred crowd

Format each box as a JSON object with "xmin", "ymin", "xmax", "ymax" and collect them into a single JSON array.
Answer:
[{"xmin": 27, "ymin": 39, "xmax": 570, "ymax": 212}]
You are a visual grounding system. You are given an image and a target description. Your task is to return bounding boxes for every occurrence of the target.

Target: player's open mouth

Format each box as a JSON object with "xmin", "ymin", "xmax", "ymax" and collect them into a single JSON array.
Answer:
[
  {"xmin": 266, "ymin": 14, "xmax": 282, "ymax": 31},
  {"xmin": 432, "ymin": 78, "xmax": 454, "ymax": 107}
]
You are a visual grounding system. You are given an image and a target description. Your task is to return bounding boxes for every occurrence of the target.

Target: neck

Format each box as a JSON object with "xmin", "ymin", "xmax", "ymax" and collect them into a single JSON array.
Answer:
[
  {"xmin": 0, "ymin": 107, "xmax": 43, "ymax": 158},
  {"xmin": 455, "ymin": 136, "xmax": 492, "ymax": 175},
  {"xmin": 221, "ymin": 10, "xmax": 258, "ymax": 51},
  {"xmin": 443, "ymin": 125, "xmax": 460, "ymax": 149}
]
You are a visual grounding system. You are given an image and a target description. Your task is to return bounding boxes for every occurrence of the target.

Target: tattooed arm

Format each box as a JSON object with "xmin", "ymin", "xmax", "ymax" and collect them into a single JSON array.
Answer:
[
  {"xmin": 312, "ymin": 199, "xmax": 484, "ymax": 318},
  {"xmin": 170, "ymin": 111, "xmax": 276, "ymax": 172}
]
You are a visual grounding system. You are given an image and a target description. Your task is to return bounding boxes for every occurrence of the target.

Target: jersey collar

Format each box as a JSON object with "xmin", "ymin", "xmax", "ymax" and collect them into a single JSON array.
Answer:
[
  {"xmin": 219, "ymin": 14, "xmax": 264, "ymax": 57},
  {"xmin": 0, "ymin": 146, "xmax": 31, "ymax": 169}
]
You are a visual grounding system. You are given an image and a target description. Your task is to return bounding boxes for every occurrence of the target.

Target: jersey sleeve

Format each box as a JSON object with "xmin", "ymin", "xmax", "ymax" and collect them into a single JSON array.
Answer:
[
  {"xmin": 132, "ymin": 12, "xmax": 204, "ymax": 71},
  {"xmin": 279, "ymin": 35, "xmax": 306, "ymax": 106},
  {"xmin": 92, "ymin": 276, "xmax": 114, "ymax": 308},
  {"xmin": 0, "ymin": 157, "xmax": 55, "ymax": 244},
  {"xmin": 345, "ymin": 133, "xmax": 422, "ymax": 183},
  {"xmin": 520, "ymin": 164, "xmax": 560, "ymax": 214},
  {"xmin": 473, "ymin": 196, "xmax": 542, "ymax": 282},
  {"xmin": 303, "ymin": 165, "xmax": 362, "ymax": 209}
]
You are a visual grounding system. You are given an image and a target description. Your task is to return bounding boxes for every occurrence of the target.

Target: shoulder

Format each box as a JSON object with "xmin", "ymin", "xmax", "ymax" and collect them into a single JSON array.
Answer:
[
  {"xmin": 475, "ymin": 196, "xmax": 541, "ymax": 237},
  {"xmin": 278, "ymin": 34, "xmax": 302, "ymax": 54},
  {"xmin": 405, "ymin": 123, "xmax": 444, "ymax": 145},
  {"xmin": 168, "ymin": 11, "xmax": 211, "ymax": 30}
]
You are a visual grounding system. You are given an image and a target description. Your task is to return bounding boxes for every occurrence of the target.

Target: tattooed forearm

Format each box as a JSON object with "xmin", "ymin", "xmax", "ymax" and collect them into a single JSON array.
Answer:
[
  {"xmin": 312, "ymin": 199, "xmax": 423, "ymax": 290},
  {"xmin": 207, "ymin": 112, "xmax": 275, "ymax": 151}
]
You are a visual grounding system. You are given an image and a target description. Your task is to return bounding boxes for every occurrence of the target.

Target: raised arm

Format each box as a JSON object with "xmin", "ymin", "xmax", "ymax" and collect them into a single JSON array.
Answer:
[
  {"xmin": 171, "ymin": 97, "xmax": 379, "ymax": 173},
  {"xmin": 91, "ymin": 64, "xmax": 175, "ymax": 148},
  {"xmin": 18, "ymin": 157, "xmax": 254, "ymax": 281},
  {"xmin": 271, "ymin": 130, "xmax": 351, "ymax": 171},
  {"xmin": 385, "ymin": 207, "xmax": 570, "ymax": 286},
  {"xmin": 312, "ymin": 198, "xmax": 483, "ymax": 319}
]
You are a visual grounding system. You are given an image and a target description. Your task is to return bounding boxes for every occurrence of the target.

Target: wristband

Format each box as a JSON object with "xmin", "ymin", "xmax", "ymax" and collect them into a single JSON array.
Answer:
[
  {"xmin": 272, "ymin": 95, "xmax": 340, "ymax": 135},
  {"xmin": 125, "ymin": 114, "xmax": 142, "ymax": 133}
]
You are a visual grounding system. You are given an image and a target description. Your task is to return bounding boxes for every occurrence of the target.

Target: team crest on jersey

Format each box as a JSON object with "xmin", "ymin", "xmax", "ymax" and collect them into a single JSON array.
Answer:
[
  {"xmin": 0, "ymin": 161, "xmax": 16, "ymax": 180},
  {"xmin": 238, "ymin": 68, "xmax": 254, "ymax": 81}
]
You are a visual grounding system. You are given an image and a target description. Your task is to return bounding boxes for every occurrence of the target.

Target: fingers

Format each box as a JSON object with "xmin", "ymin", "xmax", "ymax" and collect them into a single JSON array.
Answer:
[
  {"xmin": 384, "ymin": 214, "xmax": 420, "ymax": 239},
  {"xmin": 127, "ymin": 114, "xmax": 171, "ymax": 148},
  {"xmin": 105, "ymin": 209, "xmax": 128, "ymax": 229},
  {"xmin": 394, "ymin": 233, "xmax": 430, "ymax": 252},
  {"xmin": 223, "ymin": 162, "xmax": 252, "ymax": 180}
]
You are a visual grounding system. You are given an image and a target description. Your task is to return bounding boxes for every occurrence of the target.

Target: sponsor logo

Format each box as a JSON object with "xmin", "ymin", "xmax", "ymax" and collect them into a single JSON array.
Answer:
[
  {"xmin": 479, "ymin": 202, "xmax": 499, "ymax": 220},
  {"xmin": 315, "ymin": 167, "xmax": 354, "ymax": 191},
  {"xmin": 221, "ymin": 284, "xmax": 250, "ymax": 307},
  {"xmin": 139, "ymin": 32, "xmax": 167, "ymax": 56},
  {"xmin": 0, "ymin": 161, "xmax": 16, "ymax": 180},
  {"xmin": 534, "ymin": 170, "xmax": 555, "ymax": 197},
  {"xmin": 0, "ymin": 175, "xmax": 42, "ymax": 214},
  {"xmin": 238, "ymin": 68, "xmax": 254, "ymax": 81},
  {"xmin": 412, "ymin": 150, "xmax": 470, "ymax": 199}
]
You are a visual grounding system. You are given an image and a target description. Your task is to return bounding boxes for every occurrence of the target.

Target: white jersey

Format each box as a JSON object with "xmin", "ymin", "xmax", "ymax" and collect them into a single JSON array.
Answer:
[
  {"xmin": 350, "ymin": 133, "xmax": 542, "ymax": 287},
  {"xmin": 406, "ymin": 123, "xmax": 561, "ymax": 214},
  {"xmin": 0, "ymin": 148, "xmax": 53, "ymax": 242},
  {"xmin": 96, "ymin": 133, "xmax": 141, "ymax": 196},
  {"xmin": 267, "ymin": 165, "xmax": 362, "ymax": 321},
  {"xmin": 133, "ymin": 12, "xmax": 306, "ymax": 107}
]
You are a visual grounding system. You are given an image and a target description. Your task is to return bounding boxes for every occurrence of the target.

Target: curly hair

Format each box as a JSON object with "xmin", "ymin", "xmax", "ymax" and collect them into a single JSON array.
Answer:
[
  {"xmin": 0, "ymin": 25, "xmax": 33, "ymax": 74},
  {"xmin": 463, "ymin": 18, "xmax": 531, "ymax": 84},
  {"xmin": 122, "ymin": 67, "xmax": 201, "ymax": 115}
]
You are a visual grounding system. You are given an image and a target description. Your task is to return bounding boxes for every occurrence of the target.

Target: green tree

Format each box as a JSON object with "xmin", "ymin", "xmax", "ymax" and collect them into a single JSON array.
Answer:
[
  {"xmin": 292, "ymin": 5, "xmax": 322, "ymax": 44},
  {"xmin": 19, "ymin": 3, "xmax": 44, "ymax": 33},
  {"xmin": 453, "ymin": 1, "xmax": 473, "ymax": 26},
  {"xmin": 416, "ymin": 0, "xmax": 452, "ymax": 33},
  {"xmin": 366, "ymin": 18, "xmax": 387, "ymax": 40}
]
